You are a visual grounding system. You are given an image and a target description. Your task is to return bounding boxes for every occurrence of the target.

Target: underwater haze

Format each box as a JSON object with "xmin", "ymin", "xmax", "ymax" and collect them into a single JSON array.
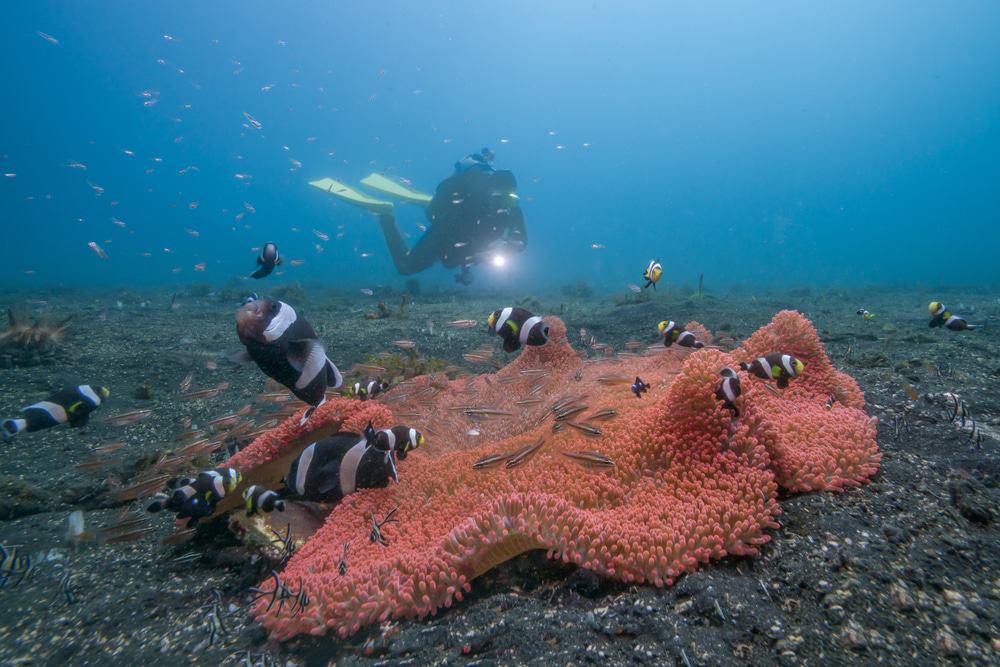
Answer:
[{"xmin": 2, "ymin": 1, "xmax": 1000, "ymax": 291}]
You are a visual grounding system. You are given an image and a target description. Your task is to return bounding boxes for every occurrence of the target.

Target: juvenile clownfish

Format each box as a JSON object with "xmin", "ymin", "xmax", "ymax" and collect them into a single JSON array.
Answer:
[
  {"xmin": 657, "ymin": 320, "xmax": 704, "ymax": 349},
  {"xmin": 740, "ymin": 353, "xmax": 805, "ymax": 390},
  {"xmin": 251, "ymin": 242, "xmax": 281, "ymax": 279},
  {"xmin": 642, "ymin": 259, "xmax": 662, "ymax": 289},
  {"xmin": 2, "ymin": 385, "xmax": 110, "ymax": 440},
  {"xmin": 928, "ymin": 302, "xmax": 976, "ymax": 331},
  {"xmin": 487, "ymin": 307, "xmax": 549, "ymax": 353},
  {"xmin": 147, "ymin": 468, "xmax": 242, "ymax": 527},
  {"xmin": 373, "ymin": 425, "xmax": 424, "ymax": 461},
  {"xmin": 856, "ymin": 309, "xmax": 875, "ymax": 321},
  {"xmin": 350, "ymin": 378, "xmax": 389, "ymax": 401},
  {"xmin": 631, "ymin": 376, "xmax": 648, "ymax": 398},
  {"xmin": 243, "ymin": 485, "xmax": 285, "ymax": 516},
  {"xmin": 715, "ymin": 367, "xmax": 741, "ymax": 416}
]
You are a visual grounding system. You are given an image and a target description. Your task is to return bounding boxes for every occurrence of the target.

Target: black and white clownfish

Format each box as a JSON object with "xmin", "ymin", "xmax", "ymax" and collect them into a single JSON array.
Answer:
[
  {"xmin": 741, "ymin": 353, "xmax": 805, "ymax": 390},
  {"xmin": 657, "ymin": 320, "xmax": 704, "ymax": 349},
  {"xmin": 2, "ymin": 385, "xmax": 110, "ymax": 440},
  {"xmin": 283, "ymin": 422, "xmax": 422, "ymax": 503},
  {"xmin": 350, "ymin": 378, "xmax": 389, "ymax": 401},
  {"xmin": 487, "ymin": 307, "xmax": 549, "ymax": 353},
  {"xmin": 928, "ymin": 302, "xmax": 976, "ymax": 331},
  {"xmin": 715, "ymin": 367, "xmax": 742, "ymax": 416},
  {"xmin": 372, "ymin": 424, "xmax": 424, "ymax": 460},
  {"xmin": 235, "ymin": 299, "xmax": 343, "ymax": 415},
  {"xmin": 147, "ymin": 468, "xmax": 242, "ymax": 528},
  {"xmin": 243, "ymin": 484, "xmax": 285, "ymax": 516},
  {"xmin": 642, "ymin": 259, "xmax": 662, "ymax": 289},
  {"xmin": 251, "ymin": 242, "xmax": 281, "ymax": 279}
]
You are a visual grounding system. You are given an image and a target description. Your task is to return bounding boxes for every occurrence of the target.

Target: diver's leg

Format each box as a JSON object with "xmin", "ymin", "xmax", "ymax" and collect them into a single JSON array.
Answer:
[{"xmin": 377, "ymin": 213, "xmax": 441, "ymax": 275}]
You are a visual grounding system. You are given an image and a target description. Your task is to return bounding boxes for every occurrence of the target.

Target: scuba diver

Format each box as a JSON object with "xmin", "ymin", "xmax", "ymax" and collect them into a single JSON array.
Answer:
[
  {"xmin": 453, "ymin": 147, "xmax": 495, "ymax": 174},
  {"xmin": 310, "ymin": 148, "xmax": 526, "ymax": 285}
]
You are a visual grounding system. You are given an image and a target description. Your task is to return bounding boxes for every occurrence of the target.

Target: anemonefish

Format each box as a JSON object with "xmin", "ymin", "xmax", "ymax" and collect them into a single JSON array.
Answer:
[
  {"xmin": 631, "ymin": 376, "xmax": 648, "ymax": 398},
  {"xmin": 350, "ymin": 378, "xmax": 389, "ymax": 401},
  {"xmin": 642, "ymin": 259, "xmax": 662, "ymax": 289},
  {"xmin": 283, "ymin": 422, "xmax": 422, "ymax": 503},
  {"xmin": 487, "ymin": 307, "xmax": 549, "ymax": 353},
  {"xmin": 372, "ymin": 425, "xmax": 424, "ymax": 460},
  {"xmin": 235, "ymin": 299, "xmax": 343, "ymax": 416},
  {"xmin": 243, "ymin": 485, "xmax": 285, "ymax": 516},
  {"xmin": 741, "ymin": 353, "xmax": 805, "ymax": 389},
  {"xmin": 928, "ymin": 302, "xmax": 976, "ymax": 331},
  {"xmin": 715, "ymin": 367, "xmax": 741, "ymax": 416},
  {"xmin": 147, "ymin": 468, "xmax": 242, "ymax": 527},
  {"xmin": 251, "ymin": 242, "xmax": 281, "ymax": 279},
  {"xmin": 2, "ymin": 385, "xmax": 110, "ymax": 440},
  {"xmin": 657, "ymin": 320, "xmax": 704, "ymax": 349},
  {"xmin": 237, "ymin": 426, "xmax": 420, "ymax": 516}
]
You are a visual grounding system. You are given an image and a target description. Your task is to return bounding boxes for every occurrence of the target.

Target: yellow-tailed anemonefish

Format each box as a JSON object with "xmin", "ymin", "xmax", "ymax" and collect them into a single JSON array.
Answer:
[
  {"xmin": 250, "ymin": 241, "xmax": 281, "ymax": 279},
  {"xmin": 642, "ymin": 259, "xmax": 663, "ymax": 289},
  {"xmin": 487, "ymin": 307, "xmax": 549, "ymax": 353},
  {"xmin": 272, "ymin": 424, "xmax": 423, "ymax": 507},
  {"xmin": 740, "ymin": 353, "xmax": 805, "ymax": 389},
  {"xmin": 146, "ymin": 468, "xmax": 243, "ymax": 528},
  {"xmin": 349, "ymin": 378, "xmax": 389, "ymax": 401},
  {"xmin": 715, "ymin": 367, "xmax": 742, "ymax": 416},
  {"xmin": 235, "ymin": 298, "xmax": 343, "ymax": 421},
  {"xmin": 928, "ymin": 302, "xmax": 976, "ymax": 331},
  {"xmin": 243, "ymin": 485, "xmax": 285, "ymax": 516},
  {"xmin": 2, "ymin": 385, "xmax": 110, "ymax": 441},
  {"xmin": 657, "ymin": 320, "xmax": 704, "ymax": 349}
]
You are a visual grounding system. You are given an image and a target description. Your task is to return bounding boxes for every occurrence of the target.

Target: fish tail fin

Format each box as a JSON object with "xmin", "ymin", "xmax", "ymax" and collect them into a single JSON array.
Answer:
[
  {"xmin": 146, "ymin": 494, "xmax": 169, "ymax": 513},
  {"xmin": 2, "ymin": 419, "xmax": 23, "ymax": 441}
]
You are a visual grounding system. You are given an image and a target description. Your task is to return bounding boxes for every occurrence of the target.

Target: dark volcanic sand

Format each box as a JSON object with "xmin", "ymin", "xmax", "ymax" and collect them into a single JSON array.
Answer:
[{"xmin": 1, "ymin": 284, "xmax": 997, "ymax": 666}]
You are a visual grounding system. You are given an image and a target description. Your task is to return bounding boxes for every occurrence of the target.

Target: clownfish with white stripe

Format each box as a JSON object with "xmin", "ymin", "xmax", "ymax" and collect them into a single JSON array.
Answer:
[
  {"xmin": 349, "ymin": 378, "xmax": 389, "ymax": 401},
  {"xmin": 657, "ymin": 320, "xmax": 704, "ymax": 349},
  {"xmin": 147, "ymin": 468, "xmax": 242, "ymax": 527},
  {"xmin": 243, "ymin": 485, "xmax": 285, "ymax": 516},
  {"xmin": 2, "ymin": 385, "xmax": 110, "ymax": 441},
  {"xmin": 642, "ymin": 259, "xmax": 662, "ymax": 289},
  {"xmin": 235, "ymin": 298, "xmax": 343, "ymax": 418},
  {"xmin": 741, "ymin": 353, "xmax": 805, "ymax": 390},
  {"xmin": 487, "ymin": 307, "xmax": 549, "ymax": 353},
  {"xmin": 928, "ymin": 302, "xmax": 976, "ymax": 331},
  {"xmin": 251, "ymin": 242, "xmax": 281, "ymax": 279},
  {"xmin": 282, "ymin": 422, "xmax": 423, "ymax": 503},
  {"xmin": 715, "ymin": 367, "xmax": 742, "ymax": 416}
]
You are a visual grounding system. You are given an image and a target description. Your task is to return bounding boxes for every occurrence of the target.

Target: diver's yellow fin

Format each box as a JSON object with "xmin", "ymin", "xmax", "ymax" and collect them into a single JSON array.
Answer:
[
  {"xmin": 360, "ymin": 173, "xmax": 432, "ymax": 205},
  {"xmin": 309, "ymin": 178, "xmax": 394, "ymax": 214}
]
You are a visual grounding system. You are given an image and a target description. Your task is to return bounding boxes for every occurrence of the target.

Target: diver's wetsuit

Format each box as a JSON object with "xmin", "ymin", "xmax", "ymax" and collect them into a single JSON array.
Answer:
[{"xmin": 377, "ymin": 169, "xmax": 526, "ymax": 275}]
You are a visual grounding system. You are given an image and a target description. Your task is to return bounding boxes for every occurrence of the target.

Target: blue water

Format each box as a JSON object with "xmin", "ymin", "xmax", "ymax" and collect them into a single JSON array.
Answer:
[{"xmin": 2, "ymin": 1, "xmax": 999, "ymax": 291}]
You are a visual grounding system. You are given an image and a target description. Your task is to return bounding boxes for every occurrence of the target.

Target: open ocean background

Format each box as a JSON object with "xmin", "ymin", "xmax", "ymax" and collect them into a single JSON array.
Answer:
[{"xmin": 2, "ymin": 1, "xmax": 999, "ymax": 292}]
